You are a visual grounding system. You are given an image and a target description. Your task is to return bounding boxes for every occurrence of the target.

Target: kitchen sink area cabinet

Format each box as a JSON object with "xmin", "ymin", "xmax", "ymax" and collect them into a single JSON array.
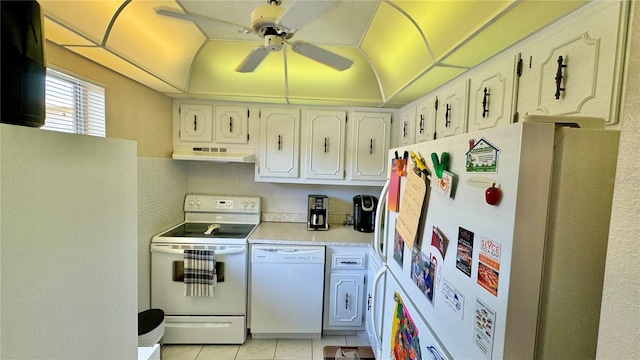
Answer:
[
  {"xmin": 214, "ymin": 105, "xmax": 249, "ymax": 144},
  {"xmin": 304, "ymin": 109, "xmax": 347, "ymax": 180},
  {"xmin": 434, "ymin": 79, "xmax": 469, "ymax": 139},
  {"xmin": 467, "ymin": 54, "xmax": 519, "ymax": 132},
  {"xmin": 349, "ymin": 112, "xmax": 391, "ymax": 182},
  {"xmin": 515, "ymin": 0, "xmax": 628, "ymax": 125},
  {"xmin": 256, "ymin": 107, "xmax": 301, "ymax": 179},
  {"xmin": 414, "ymin": 96, "xmax": 437, "ymax": 143},
  {"xmin": 324, "ymin": 246, "xmax": 368, "ymax": 331},
  {"xmin": 178, "ymin": 104, "xmax": 213, "ymax": 143}
]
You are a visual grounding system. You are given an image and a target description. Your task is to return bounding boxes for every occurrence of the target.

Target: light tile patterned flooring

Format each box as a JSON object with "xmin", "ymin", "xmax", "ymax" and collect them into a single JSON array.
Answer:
[{"xmin": 161, "ymin": 334, "xmax": 370, "ymax": 360}]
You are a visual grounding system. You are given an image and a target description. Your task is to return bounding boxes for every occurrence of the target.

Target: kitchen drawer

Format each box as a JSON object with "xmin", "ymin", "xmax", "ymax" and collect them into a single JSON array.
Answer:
[{"xmin": 331, "ymin": 254, "xmax": 366, "ymax": 270}]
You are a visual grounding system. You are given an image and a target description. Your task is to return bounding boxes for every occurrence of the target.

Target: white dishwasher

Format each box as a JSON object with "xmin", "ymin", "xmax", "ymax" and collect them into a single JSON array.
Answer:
[{"xmin": 250, "ymin": 244, "xmax": 325, "ymax": 339}]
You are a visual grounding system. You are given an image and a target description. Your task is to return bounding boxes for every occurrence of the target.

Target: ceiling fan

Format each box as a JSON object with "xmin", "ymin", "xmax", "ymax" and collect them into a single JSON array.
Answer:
[{"xmin": 155, "ymin": 0, "xmax": 353, "ymax": 73}]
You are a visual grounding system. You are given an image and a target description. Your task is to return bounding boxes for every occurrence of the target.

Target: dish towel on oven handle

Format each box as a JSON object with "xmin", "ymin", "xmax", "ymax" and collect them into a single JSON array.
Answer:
[{"xmin": 184, "ymin": 249, "xmax": 217, "ymax": 296}]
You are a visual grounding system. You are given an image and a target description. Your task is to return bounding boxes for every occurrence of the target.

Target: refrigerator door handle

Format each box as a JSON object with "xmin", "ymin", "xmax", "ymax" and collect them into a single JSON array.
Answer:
[
  {"xmin": 371, "ymin": 266, "xmax": 387, "ymax": 351},
  {"xmin": 373, "ymin": 180, "xmax": 389, "ymax": 261}
]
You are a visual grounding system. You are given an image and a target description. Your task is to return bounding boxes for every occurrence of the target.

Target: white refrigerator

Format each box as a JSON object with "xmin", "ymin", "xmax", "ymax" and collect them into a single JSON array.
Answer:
[
  {"xmin": 0, "ymin": 124, "xmax": 138, "ymax": 359},
  {"xmin": 375, "ymin": 116, "xmax": 619, "ymax": 359}
]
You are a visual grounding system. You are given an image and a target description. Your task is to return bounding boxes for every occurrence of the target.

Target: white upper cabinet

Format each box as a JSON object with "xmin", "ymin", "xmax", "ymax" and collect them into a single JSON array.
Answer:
[
  {"xmin": 516, "ymin": 1, "xmax": 628, "ymax": 125},
  {"xmin": 434, "ymin": 79, "xmax": 469, "ymax": 139},
  {"xmin": 415, "ymin": 96, "xmax": 437, "ymax": 143},
  {"xmin": 178, "ymin": 104, "xmax": 213, "ymax": 142},
  {"xmin": 305, "ymin": 110, "xmax": 347, "ymax": 180},
  {"xmin": 258, "ymin": 108, "xmax": 300, "ymax": 179},
  {"xmin": 215, "ymin": 105, "xmax": 249, "ymax": 144},
  {"xmin": 399, "ymin": 107, "xmax": 416, "ymax": 146},
  {"xmin": 350, "ymin": 112, "xmax": 391, "ymax": 182},
  {"xmin": 467, "ymin": 54, "xmax": 518, "ymax": 132}
]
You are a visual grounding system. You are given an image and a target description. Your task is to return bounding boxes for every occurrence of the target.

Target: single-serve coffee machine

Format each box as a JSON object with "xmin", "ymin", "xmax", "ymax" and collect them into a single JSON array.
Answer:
[{"xmin": 308, "ymin": 195, "xmax": 329, "ymax": 231}]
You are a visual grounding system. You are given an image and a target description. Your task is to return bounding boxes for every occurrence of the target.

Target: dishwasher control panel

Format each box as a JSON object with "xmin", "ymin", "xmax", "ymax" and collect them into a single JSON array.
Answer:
[{"xmin": 252, "ymin": 245, "xmax": 325, "ymax": 264}]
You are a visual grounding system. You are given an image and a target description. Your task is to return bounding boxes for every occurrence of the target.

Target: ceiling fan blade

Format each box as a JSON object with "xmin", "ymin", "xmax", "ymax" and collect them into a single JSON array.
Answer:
[
  {"xmin": 236, "ymin": 46, "xmax": 271, "ymax": 73},
  {"xmin": 154, "ymin": 6, "xmax": 253, "ymax": 34},
  {"xmin": 290, "ymin": 41, "xmax": 352, "ymax": 71},
  {"xmin": 277, "ymin": 1, "xmax": 339, "ymax": 33}
]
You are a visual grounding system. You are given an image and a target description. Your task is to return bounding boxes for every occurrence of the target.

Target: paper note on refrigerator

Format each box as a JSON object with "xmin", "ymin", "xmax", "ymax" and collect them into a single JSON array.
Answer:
[{"xmin": 396, "ymin": 169, "xmax": 427, "ymax": 249}]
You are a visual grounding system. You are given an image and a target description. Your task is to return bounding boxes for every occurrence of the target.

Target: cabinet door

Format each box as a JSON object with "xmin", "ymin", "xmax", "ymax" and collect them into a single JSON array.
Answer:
[
  {"xmin": 258, "ymin": 108, "xmax": 300, "ymax": 178},
  {"xmin": 179, "ymin": 104, "xmax": 213, "ymax": 142},
  {"xmin": 434, "ymin": 80, "xmax": 469, "ymax": 139},
  {"xmin": 414, "ymin": 96, "xmax": 437, "ymax": 143},
  {"xmin": 516, "ymin": 1, "xmax": 626, "ymax": 124},
  {"xmin": 350, "ymin": 112, "xmax": 391, "ymax": 181},
  {"xmin": 467, "ymin": 54, "xmax": 518, "ymax": 132},
  {"xmin": 398, "ymin": 106, "xmax": 415, "ymax": 146},
  {"xmin": 215, "ymin": 105, "xmax": 249, "ymax": 144},
  {"xmin": 305, "ymin": 110, "xmax": 346, "ymax": 180},
  {"xmin": 328, "ymin": 273, "xmax": 365, "ymax": 327}
]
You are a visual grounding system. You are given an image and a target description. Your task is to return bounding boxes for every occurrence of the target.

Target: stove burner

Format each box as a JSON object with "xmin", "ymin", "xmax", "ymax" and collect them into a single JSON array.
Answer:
[{"xmin": 159, "ymin": 223, "xmax": 256, "ymax": 239}]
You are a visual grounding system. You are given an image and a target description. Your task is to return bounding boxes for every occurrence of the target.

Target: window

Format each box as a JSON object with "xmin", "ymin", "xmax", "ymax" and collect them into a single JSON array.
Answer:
[{"xmin": 43, "ymin": 68, "xmax": 106, "ymax": 137}]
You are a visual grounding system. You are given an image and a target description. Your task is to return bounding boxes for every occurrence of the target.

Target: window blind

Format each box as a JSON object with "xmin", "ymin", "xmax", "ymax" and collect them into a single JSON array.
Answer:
[{"xmin": 43, "ymin": 68, "xmax": 106, "ymax": 137}]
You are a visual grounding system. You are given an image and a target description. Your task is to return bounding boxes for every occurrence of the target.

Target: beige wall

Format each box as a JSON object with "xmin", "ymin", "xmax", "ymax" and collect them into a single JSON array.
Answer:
[
  {"xmin": 596, "ymin": 1, "xmax": 640, "ymax": 359},
  {"xmin": 44, "ymin": 41, "xmax": 173, "ymax": 158}
]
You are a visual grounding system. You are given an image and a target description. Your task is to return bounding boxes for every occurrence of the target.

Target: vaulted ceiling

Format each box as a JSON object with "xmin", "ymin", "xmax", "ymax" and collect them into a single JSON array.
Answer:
[{"xmin": 40, "ymin": 0, "xmax": 586, "ymax": 108}]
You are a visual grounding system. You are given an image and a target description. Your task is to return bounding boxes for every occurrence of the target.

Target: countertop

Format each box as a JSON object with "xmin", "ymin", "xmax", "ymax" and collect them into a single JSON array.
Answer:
[{"xmin": 248, "ymin": 222, "xmax": 374, "ymax": 247}]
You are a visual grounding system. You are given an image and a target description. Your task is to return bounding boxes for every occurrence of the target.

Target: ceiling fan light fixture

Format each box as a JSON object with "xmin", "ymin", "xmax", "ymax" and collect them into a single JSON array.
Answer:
[{"xmin": 264, "ymin": 34, "xmax": 284, "ymax": 51}]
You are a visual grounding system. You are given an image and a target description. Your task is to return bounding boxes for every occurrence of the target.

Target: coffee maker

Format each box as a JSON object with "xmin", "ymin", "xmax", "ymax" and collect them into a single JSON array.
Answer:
[
  {"xmin": 308, "ymin": 195, "xmax": 329, "ymax": 230},
  {"xmin": 353, "ymin": 195, "xmax": 378, "ymax": 233}
]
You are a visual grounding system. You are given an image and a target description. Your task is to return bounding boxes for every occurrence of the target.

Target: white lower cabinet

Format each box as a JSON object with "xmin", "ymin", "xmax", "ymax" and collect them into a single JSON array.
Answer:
[
  {"xmin": 324, "ymin": 246, "xmax": 368, "ymax": 331},
  {"xmin": 328, "ymin": 273, "xmax": 365, "ymax": 327}
]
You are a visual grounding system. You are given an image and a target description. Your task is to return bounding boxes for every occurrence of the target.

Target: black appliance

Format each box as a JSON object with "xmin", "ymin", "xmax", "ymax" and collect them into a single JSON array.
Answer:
[
  {"xmin": 1, "ymin": 1, "xmax": 46, "ymax": 128},
  {"xmin": 353, "ymin": 195, "xmax": 378, "ymax": 233}
]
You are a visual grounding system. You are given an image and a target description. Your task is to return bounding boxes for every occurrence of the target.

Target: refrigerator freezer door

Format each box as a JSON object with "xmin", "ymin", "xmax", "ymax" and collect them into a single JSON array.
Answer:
[{"xmin": 382, "ymin": 271, "xmax": 450, "ymax": 360}]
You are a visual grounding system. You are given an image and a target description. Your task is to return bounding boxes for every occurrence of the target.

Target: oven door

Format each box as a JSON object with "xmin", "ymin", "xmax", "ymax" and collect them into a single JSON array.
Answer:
[{"xmin": 151, "ymin": 243, "xmax": 247, "ymax": 315}]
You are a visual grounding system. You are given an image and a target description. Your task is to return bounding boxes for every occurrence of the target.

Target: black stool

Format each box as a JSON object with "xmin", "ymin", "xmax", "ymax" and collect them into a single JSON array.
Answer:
[{"xmin": 138, "ymin": 309, "xmax": 165, "ymax": 347}]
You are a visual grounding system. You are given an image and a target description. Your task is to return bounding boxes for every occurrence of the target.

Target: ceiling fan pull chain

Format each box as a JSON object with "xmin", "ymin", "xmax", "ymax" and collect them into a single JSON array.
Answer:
[
  {"xmin": 555, "ymin": 55, "xmax": 566, "ymax": 99},
  {"xmin": 482, "ymin": 87, "xmax": 490, "ymax": 118}
]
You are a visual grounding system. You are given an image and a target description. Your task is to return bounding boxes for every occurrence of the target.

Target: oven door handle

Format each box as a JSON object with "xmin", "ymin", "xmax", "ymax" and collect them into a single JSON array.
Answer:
[{"xmin": 151, "ymin": 246, "xmax": 246, "ymax": 255}]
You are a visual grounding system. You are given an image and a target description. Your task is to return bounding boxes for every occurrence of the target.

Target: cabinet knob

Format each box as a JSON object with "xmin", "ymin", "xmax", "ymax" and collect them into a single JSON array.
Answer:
[
  {"xmin": 555, "ymin": 55, "xmax": 567, "ymax": 99},
  {"xmin": 445, "ymin": 104, "xmax": 451, "ymax": 128},
  {"xmin": 482, "ymin": 87, "xmax": 490, "ymax": 118}
]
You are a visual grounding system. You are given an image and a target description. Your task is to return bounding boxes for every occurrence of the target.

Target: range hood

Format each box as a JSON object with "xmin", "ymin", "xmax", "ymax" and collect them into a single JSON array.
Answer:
[{"xmin": 172, "ymin": 146, "xmax": 256, "ymax": 163}]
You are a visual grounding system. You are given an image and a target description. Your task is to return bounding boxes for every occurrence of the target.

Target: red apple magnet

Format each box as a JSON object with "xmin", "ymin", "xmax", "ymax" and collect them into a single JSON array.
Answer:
[{"xmin": 485, "ymin": 183, "xmax": 501, "ymax": 206}]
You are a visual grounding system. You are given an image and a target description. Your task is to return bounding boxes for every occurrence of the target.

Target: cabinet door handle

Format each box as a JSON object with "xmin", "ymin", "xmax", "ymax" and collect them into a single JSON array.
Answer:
[
  {"xmin": 419, "ymin": 114, "xmax": 424, "ymax": 134},
  {"xmin": 367, "ymin": 293, "xmax": 372, "ymax": 311},
  {"xmin": 482, "ymin": 87, "xmax": 490, "ymax": 118},
  {"xmin": 278, "ymin": 135, "xmax": 282, "ymax": 150},
  {"xmin": 369, "ymin": 139, "xmax": 374, "ymax": 154},
  {"xmin": 229, "ymin": 116, "xmax": 233, "ymax": 133},
  {"xmin": 445, "ymin": 104, "xmax": 451, "ymax": 128},
  {"xmin": 193, "ymin": 115, "xmax": 197, "ymax": 131},
  {"xmin": 345, "ymin": 293, "xmax": 349, "ymax": 309},
  {"xmin": 555, "ymin": 55, "xmax": 567, "ymax": 99},
  {"xmin": 403, "ymin": 121, "xmax": 407, "ymax": 137},
  {"xmin": 324, "ymin": 137, "xmax": 328, "ymax": 153}
]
